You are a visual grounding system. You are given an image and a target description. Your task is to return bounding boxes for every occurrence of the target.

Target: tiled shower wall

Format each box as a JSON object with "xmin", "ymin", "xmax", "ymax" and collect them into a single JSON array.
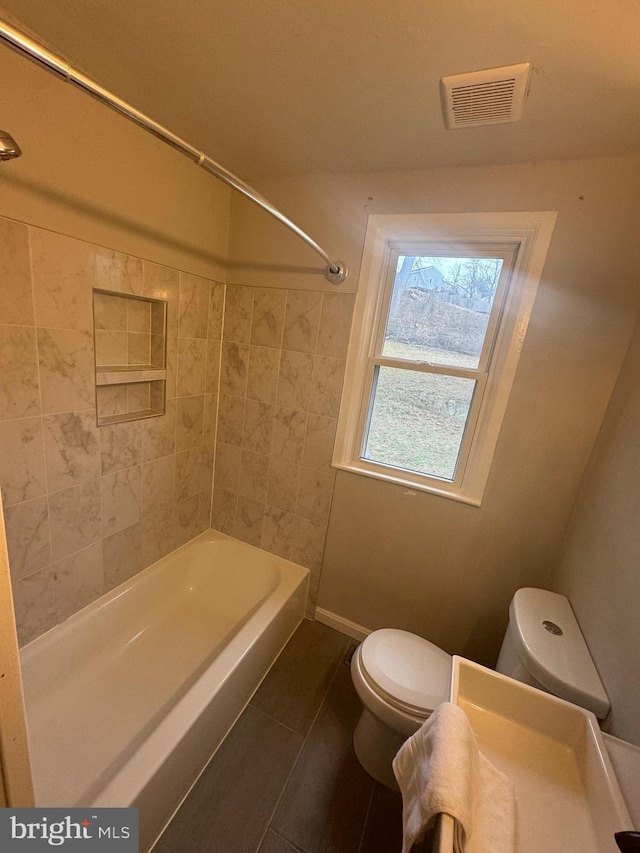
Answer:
[
  {"xmin": 211, "ymin": 285, "xmax": 355, "ymax": 611},
  {"xmin": 0, "ymin": 215, "xmax": 223, "ymax": 645}
]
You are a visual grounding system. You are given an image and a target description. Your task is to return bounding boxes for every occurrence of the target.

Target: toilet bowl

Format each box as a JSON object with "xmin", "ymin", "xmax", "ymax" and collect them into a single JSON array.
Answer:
[
  {"xmin": 350, "ymin": 628, "xmax": 451, "ymax": 789},
  {"xmin": 351, "ymin": 587, "xmax": 611, "ymax": 789}
]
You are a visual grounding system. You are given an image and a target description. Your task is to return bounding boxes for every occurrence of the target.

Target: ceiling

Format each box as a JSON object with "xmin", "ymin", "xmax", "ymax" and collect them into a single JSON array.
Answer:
[{"xmin": 1, "ymin": 0, "xmax": 639, "ymax": 179}]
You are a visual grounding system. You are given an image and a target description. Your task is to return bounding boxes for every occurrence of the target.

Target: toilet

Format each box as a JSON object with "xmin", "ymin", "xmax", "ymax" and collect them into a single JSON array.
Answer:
[{"xmin": 350, "ymin": 587, "xmax": 611, "ymax": 789}]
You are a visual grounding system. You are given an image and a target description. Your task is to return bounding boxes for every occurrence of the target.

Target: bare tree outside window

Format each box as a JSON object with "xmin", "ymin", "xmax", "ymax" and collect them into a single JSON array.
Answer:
[
  {"xmin": 365, "ymin": 255, "xmax": 503, "ymax": 480},
  {"xmin": 334, "ymin": 212, "xmax": 557, "ymax": 504}
]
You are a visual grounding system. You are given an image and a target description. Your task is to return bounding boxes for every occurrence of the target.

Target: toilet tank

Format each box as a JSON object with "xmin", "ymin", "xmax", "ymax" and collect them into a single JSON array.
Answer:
[{"xmin": 496, "ymin": 588, "xmax": 610, "ymax": 719}]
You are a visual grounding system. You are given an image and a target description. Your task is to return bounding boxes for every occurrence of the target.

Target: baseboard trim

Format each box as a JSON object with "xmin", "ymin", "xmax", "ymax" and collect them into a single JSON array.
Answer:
[{"xmin": 314, "ymin": 608, "xmax": 372, "ymax": 642}]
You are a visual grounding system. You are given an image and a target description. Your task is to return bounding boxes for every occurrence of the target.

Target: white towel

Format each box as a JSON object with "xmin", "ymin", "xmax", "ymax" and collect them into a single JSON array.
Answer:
[{"xmin": 392, "ymin": 702, "xmax": 515, "ymax": 853}]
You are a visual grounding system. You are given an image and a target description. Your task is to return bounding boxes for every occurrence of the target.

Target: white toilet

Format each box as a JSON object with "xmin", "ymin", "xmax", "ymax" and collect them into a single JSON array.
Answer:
[{"xmin": 351, "ymin": 587, "xmax": 611, "ymax": 789}]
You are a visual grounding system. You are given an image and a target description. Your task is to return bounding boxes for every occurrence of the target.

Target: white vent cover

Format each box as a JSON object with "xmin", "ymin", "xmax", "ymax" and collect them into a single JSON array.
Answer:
[{"xmin": 440, "ymin": 63, "xmax": 531, "ymax": 129}]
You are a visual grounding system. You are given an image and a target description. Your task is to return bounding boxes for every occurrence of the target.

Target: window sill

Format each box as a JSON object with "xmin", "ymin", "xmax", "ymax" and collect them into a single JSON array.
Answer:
[{"xmin": 332, "ymin": 460, "xmax": 482, "ymax": 507}]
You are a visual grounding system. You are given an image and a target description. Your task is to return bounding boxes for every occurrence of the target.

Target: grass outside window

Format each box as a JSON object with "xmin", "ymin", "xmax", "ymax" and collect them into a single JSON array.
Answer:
[{"xmin": 333, "ymin": 212, "xmax": 557, "ymax": 505}]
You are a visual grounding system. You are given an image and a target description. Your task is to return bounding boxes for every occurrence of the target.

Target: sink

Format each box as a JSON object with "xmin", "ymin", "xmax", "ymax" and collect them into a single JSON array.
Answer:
[
  {"xmin": 434, "ymin": 656, "xmax": 632, "ymax": 853},
  {"xmin": 602, "ymin": 733, "xmax": 640, "ymax": 829}
]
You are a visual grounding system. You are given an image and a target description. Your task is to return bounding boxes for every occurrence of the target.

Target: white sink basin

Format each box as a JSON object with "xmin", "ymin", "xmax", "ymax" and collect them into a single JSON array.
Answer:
[{"xmin": 435, "ymin": 656, "xmax": 632, "ymax": 853}]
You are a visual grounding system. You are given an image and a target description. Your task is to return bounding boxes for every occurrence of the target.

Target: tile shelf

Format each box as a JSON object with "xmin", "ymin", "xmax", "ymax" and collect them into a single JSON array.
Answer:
[
  {"xmin": 96, "ymin": 366, "xmax": 167, "ymax": 386},
  {"xmin": 93, "ymin": 288, "xmax": 168, "ymax": 426},
  {"xmin": 97, "ymin": 408, "xmax": 164, "ymax": 426}
]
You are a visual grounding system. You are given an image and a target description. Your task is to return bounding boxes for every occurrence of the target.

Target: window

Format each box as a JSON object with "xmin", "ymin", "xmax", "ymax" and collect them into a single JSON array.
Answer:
[{"xmin": 333, "ymin": 213, "xmax": 557, "ymax": 505}]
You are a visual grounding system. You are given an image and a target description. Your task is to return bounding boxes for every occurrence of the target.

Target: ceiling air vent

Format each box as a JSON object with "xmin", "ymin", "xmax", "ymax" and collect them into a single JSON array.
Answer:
[{"xmin": 440, "ymin": 63, "xmax": 531, "ymax": 129}]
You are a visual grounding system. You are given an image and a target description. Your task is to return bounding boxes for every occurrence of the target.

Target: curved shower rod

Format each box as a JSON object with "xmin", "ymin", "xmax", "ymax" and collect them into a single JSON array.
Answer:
[{"xmin": 0, "ymin": 16, "xmax": 348, "ymax": 284}]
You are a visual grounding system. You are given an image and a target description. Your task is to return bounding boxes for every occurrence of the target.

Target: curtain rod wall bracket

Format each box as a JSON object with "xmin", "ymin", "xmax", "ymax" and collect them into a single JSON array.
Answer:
[{"xmin": 326, "ymin": 263, "xmax": 349, "ymax": 284}]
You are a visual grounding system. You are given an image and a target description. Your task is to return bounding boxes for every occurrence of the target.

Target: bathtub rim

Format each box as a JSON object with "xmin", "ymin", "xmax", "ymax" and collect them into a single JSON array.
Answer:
[{"xmin": 20, "ymin": 528, "xmax": 304, "ymax": 663}]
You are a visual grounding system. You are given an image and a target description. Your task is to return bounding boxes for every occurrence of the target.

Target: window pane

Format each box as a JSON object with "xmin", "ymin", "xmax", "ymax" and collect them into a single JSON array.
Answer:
[
  {"xmin": 362, "ymin": 367, "xmax": 476, "ymax": 481},
  {"xmin": 382, "ymin": 255, "xmax": 503, "ymax": 369}
]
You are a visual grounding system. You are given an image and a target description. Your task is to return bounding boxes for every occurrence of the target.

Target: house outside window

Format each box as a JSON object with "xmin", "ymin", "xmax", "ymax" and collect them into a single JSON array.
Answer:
[{"xmin": 333, "ymin": 212, "xmax": 557, "ymax": 506}]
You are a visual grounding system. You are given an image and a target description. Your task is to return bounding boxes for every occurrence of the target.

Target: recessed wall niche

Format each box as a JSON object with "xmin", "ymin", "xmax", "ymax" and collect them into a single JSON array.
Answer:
[{"xmin": 93, "ymin": 288, "xmax": 167, "ymax": 426}]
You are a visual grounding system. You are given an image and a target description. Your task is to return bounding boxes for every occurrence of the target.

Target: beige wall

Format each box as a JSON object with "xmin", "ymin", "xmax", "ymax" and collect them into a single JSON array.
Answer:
[
  {"xmin": 0, "ymin": 45, "xmax": 230, "ymax": 279},
  {"xmin": 230, "ymin": 154, "xmax": 640, "ymax": 665},
  {"xmin": 0, "ymin": 40, "xmax": 232, "ymax": 643},
  {"xmin": 552, "ymin": 321, "xmax": 640, "ymax": 745}
]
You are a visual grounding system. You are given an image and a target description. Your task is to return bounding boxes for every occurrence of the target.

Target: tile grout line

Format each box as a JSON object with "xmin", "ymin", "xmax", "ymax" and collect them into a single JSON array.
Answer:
[
  {"xmin": 340, "ymin": 633, "xmax": 376, "ymax": 853},
  {"xmin": 336, "ymin": 632, "xmax": 377, "ymax": 853},
  {"xmin": 27, "ymin": 222, "xmax": 58, "ymax": 631},
  {"xmin": 251, "ymin": 694, "xmax": 326, "ymax": 853},
  {"xmin": 246, "ymin": 702, "xmax": 301, "ymax": 738},
  {"xmin": 356, "ymin": 784, "xmax": 377, "ymax": 853},
  {"xmin": 252, "ymin": 632, "xmax": 352, "ymax": 853},
  {"xmin": 328, "ymin": 635, "xmax": 351, "ymax": 681},
  {"xmin": 207, "ymin": 281, "xmax": 225, "ymax": 528},
  {"xmin": 267, "ymin": 827, "xmax": 307, "ymax": 853}
]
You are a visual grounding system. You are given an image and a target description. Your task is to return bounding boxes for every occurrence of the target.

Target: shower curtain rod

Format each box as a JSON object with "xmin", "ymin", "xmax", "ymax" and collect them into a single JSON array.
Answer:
[{"xmin": 0, "ymin": 16, "xmax": 348, "ymax": 284}]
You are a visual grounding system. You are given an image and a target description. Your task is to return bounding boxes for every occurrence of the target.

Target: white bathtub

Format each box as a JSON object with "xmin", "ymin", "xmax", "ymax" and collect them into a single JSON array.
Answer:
[{"xmin": 20, "ymin": 530, "xmax": 309, "ymax": 851}]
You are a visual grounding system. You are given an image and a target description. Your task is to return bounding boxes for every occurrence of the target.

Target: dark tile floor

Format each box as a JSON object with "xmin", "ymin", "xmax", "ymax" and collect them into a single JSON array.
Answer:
[{"xmin": 153, "ymin": 619, "xmax": 412, "ymax": 853}]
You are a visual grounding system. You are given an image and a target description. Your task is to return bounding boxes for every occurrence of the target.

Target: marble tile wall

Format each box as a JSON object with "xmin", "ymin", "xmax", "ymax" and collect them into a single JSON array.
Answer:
[
  {"xmin": 211, "ymin": 285, "xmax": 355, "ymax": 613},
  {"xmin": 0, "ymin": 215, "xmax": 223, "ymax": 644}
]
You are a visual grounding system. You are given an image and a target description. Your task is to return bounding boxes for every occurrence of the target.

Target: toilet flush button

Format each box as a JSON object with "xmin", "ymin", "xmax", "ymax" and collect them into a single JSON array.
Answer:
[{"xmin": 543, "ymin": 620, "xmax": 563, "ymax": 636}]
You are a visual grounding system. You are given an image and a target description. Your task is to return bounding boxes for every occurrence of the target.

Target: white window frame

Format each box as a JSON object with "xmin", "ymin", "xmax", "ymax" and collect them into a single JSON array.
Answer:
[{"xmin": 333, "ymin": 212, "xmax": 557, "ymax": 506}]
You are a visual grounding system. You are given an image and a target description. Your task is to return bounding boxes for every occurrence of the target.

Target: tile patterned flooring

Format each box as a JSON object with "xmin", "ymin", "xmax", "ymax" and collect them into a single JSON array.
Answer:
[{"xmin": 153, "ymin": 619, "xmax": 418, "ymax": 853}]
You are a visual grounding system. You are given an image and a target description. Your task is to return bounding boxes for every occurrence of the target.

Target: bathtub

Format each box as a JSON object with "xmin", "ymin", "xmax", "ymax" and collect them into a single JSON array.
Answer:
[{"xmin": 19, "ymin": 530, "xmax": 309, "ymax": 851}]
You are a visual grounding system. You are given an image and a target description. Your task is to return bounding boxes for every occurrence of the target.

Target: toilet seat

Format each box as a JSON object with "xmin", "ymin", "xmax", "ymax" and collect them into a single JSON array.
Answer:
[{"xmin": 358, "ymin": 628, "xmax": 451, "ymax": 717}]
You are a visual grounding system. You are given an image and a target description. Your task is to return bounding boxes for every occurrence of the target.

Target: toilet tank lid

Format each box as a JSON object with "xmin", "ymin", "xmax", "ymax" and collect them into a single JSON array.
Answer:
[
  {"xmin": 510, "ymin": 588, "xmax": 610, "ymax": 719},
  {"xmin": 360, "ymin": 628, "xmax": 451, "ymax": 715}
]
